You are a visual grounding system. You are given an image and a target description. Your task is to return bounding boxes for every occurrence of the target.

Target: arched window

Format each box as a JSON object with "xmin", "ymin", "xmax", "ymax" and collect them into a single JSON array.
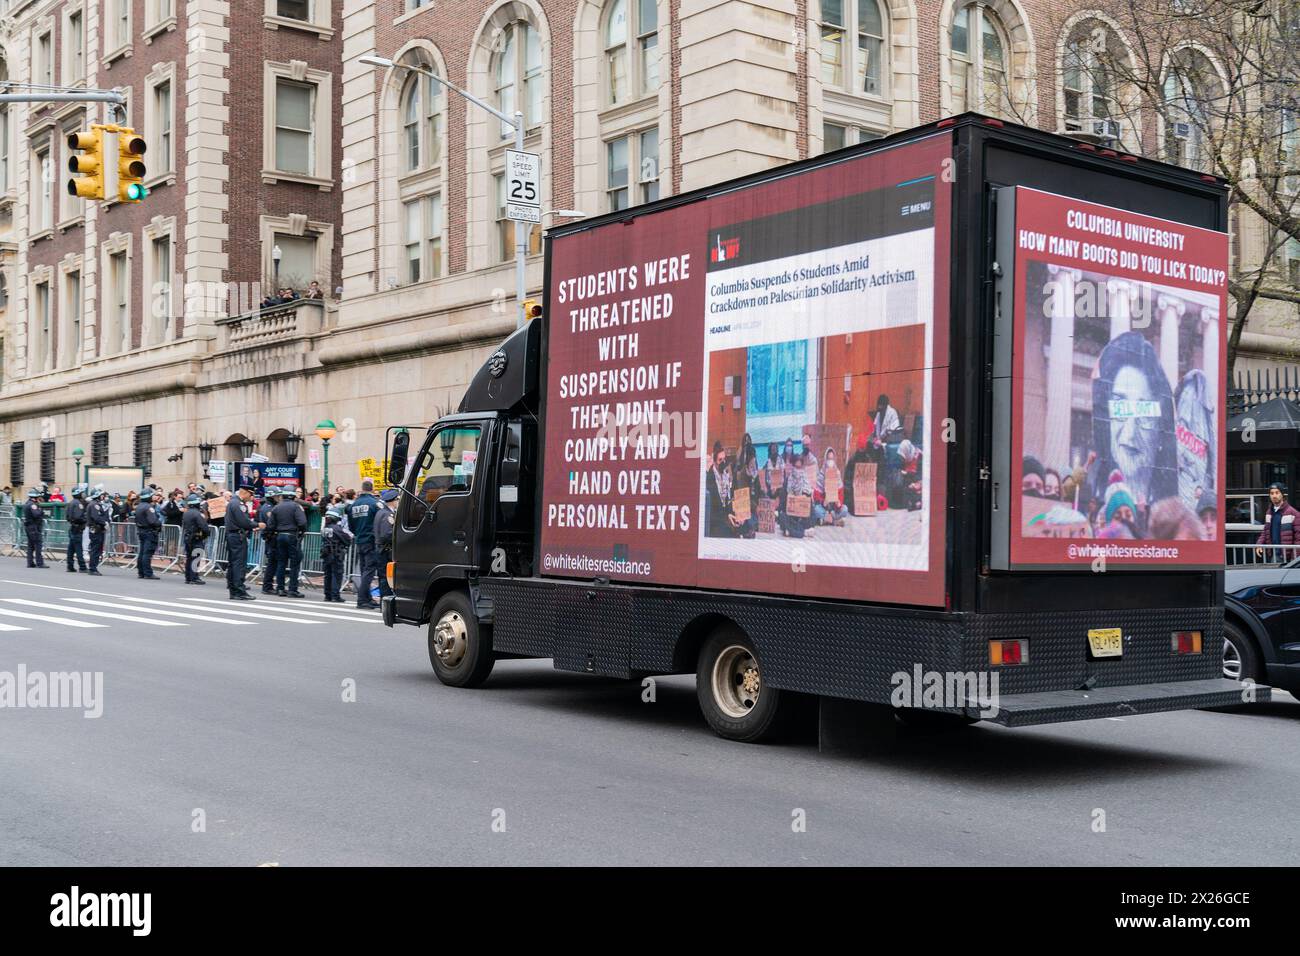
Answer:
[
  {"xmin": 400, "ymin": 68, "xmax": 443, "ymax": 173},
  {"xmin": 1062, "ymin": 20, "xmax": 1128, "ymax": 136},
  {"xmin": 605, "ymin": 0, "xmax": 660, "ymax": 105},
  {"xmin": 951, "ymin": 2, "xmax": 1009, "ymax": 117},
  {"xmin": 494, "ymin": 20, "xmax": 543, "ymax": 138},
  {"xmin": 1163, "ymin": 48, "xmax": 1219, "ymax": 171},
  {"xmin": 819, "ymin": 0, "xmax": 888, "ymax": 96}
]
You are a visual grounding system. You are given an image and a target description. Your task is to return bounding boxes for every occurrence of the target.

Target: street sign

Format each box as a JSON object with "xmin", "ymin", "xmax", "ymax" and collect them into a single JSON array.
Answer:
[
  {"xmin": 506, "ymin": 202, "xmax": 541, "ymax": 223},
  {"xmin": 308, "ymin": 449, "xmax": 320, "ymax": 470},
  {"xmin": 505, "ymin": 148, "xmax": 540, "ymax": 223},
  {"xmin": 208, "ymin": 460, "xmax": 227, "ymax": 484}
]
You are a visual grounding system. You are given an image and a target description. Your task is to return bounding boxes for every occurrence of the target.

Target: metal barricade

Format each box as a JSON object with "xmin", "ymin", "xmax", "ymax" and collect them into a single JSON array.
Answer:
[{"xmin": 1226, "ymin": 542, "xmax": 1300, "ymax": 568}]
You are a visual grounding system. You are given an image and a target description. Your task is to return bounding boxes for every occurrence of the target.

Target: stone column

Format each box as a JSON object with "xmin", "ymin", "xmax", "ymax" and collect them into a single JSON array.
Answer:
[
  {"xmin": 1201, "ymin": 305, "xmax": 1219, "ymax": 410},
  {"xmin": 1043, "ymin": 265, "xmax": 1079, "ymax": 474},
  {"xmin": 1157, "ymin": 293, "xmax": 1186, "ymax": 392}
]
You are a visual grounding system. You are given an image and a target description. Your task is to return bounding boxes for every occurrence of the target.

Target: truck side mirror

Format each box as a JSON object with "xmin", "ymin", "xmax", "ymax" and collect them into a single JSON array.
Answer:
[{"xmin": 388, "ymin": 430, "xmax": 410, "ymax": 487}]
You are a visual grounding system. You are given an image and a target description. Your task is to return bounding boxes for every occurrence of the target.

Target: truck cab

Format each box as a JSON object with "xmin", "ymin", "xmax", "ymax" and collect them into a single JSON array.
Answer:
[{"xmin": 384, "ymin": 321, "xmax": 539, "ymax": 631}]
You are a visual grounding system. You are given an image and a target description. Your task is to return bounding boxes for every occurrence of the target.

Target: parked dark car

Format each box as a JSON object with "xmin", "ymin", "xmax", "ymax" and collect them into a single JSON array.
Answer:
[{"xmin": 1224, "ymin": 560, "xmax": 1300, "ymax": 694}]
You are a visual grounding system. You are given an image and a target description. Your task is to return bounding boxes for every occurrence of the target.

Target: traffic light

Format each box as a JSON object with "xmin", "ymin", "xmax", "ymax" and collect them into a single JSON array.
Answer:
[
  {"xmin": 522, "ymin": 298, "xmax": 543, "ymax": 321},
  {"xmin": 66, "ymin": 126, "xmax": 107, "ymax": 201},
  {"xmin": 116, "ymin": 129, "xmax": 148, "ymax": 202}
]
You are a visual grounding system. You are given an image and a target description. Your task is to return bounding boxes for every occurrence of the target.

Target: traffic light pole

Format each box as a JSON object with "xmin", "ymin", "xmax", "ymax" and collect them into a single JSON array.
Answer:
[{"xmin": 0, "ymin": 89, "xmax": 126, "ymax": 107}]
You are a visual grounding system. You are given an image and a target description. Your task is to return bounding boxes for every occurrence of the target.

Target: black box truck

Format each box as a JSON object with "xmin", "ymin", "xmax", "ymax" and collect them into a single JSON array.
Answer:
[{"xmin": 380, "ymin": 114, "xmax": 1264, "ymax": 743}]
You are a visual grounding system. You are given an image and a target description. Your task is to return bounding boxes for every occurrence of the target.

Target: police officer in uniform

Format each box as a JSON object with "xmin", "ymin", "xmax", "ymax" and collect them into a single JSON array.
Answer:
[
  {"xmin": 258, "ymin": 487, "xmax": 281, "ymax": 594},
  {"xmin": 349, "ymin": 479, "xmax": 380, "ymax": 608},
  {"xmin": 23, "ymin": 487, "xmax": 48, "ymax": 568},
  {"xmin": 375, "ymin": 488, "xmax": 399, "ymax": 600},
  {"xmin": 134, "ymin": 487, "xmax": 163, "ymax": 579},
  {"xmin": 226, "ymin": 482, "xmax": 258, "ymax": 600},
  {"xmin": 271, "ymin": 486, "xmax": 307, "ymax": 597},
  {"xmin": 182, "ymin": 493, "xmax": 211, "ymax": 584},
  {"xmin": 65, "ymin": 484, "xmax": 89, "ymax": 573},
  {"xmin": 86, "ymin": 486, "xmax": 110, "ymax": 575},
  {"xmin": 320, "ymin": 508, "xmax": 353, "ymax": 603}
]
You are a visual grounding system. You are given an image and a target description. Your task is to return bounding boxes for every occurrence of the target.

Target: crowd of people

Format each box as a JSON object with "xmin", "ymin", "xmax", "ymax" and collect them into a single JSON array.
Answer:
[
  {"xmin": 10, "ymin": 477, "xmax": 400, "ymax": 608},
  {"xmin": 704, "ymin": 394, "xmax": 925, "ymax": 541},
  {"xmin": 259, "ymin": 280, "xmax": 326, "ymax": 309}
]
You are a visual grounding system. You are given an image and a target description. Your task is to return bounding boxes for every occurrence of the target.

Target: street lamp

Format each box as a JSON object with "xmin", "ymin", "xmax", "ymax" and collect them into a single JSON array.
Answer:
[
  {"xmin": 237, "ymin": 438, "xmax": 256, "ymax": 460},
  {"xmin": 360, "ymin": 53, "xmax": 531, "ymax": 328},
  {"xmin": 285, "ymin": 431, "xmax": 302, "ymax": 463},
  {"xmin": 272, "ymin": 244, "xmax": 282, "ymax": 291},
  {"xmin": 199, "ymin": 442, "xmax": 215, "ymax": 480},
  {"xmin": 315, "ymin": 419, "xmax": 336, "ymax": 499},
  {"xmin": 72, "ymin": 448, "xmax": 83, "ymax": 485}
]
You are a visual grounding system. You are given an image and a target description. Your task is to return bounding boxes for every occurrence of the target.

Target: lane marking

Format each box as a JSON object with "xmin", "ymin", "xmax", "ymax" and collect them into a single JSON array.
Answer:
[
  {"xmin": 0, "ymin": 606, "xmax": 107, "ymax": 628},
  {"xmin": 2, "ymin": 599, "xmax": 187, "ymax": 627}
]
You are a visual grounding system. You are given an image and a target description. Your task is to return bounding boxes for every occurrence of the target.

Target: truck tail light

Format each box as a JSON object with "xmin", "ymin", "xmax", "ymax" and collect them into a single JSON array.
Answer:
[
  {"xmin": 386, "ymin": 562, "xmax": 395, "ymax": 588},
  {"xmin": 990, "ymin": 639, "xmax": 1028, "ymax": 666},
  {"xmin": 1171, "ymin": 631, "xmax": 1202, "ymax": 655}
]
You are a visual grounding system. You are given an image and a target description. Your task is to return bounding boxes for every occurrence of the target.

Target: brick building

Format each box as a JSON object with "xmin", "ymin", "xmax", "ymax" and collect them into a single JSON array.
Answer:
[
  {"xmin": 0, "ymin": 0, "xmax": 1292, "ymax": 493},
  {"xmin": 0, "ymin": 0, "xmax": 342, "ymax": 491}
]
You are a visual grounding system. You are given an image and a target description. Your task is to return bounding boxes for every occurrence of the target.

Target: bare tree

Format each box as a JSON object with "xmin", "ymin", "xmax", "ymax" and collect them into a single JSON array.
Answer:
[{"xmin": 1047, "ymin": 0, "xmax": 1300, "ymax": 377}]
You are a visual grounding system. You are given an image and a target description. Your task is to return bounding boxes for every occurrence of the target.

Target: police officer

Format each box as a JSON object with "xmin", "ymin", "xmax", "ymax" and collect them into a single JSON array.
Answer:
[
  {"xmin": 134, "ymin": 487, "xmax": 163, "ymax": 579},
  {"xmin": 86, "ymin": 486, "xmax": 110, "ymax": 576},
  {"xmin": 226, "ymin": 482, "xmax": 258, "ymax": 600},
  {"xmin": 271, "ymin": 486, "xmax": 307, "ymax": 597},
  {"xmin": 182, "ymin": 493, "xmax": 211, "ymax": 585},
  {"xmin": 23, "ymin": 487, "xmax": 48, "ymax": 568},
  {"xmin": 375, "ymin": 488, "xmax": 398, "ymax": 600},
  {"xmin": 258, "ymin": 487, "xmax": 281, "ymax": 594},
  {"xmin": 320, "ymin": 508, "xmax": 353, "ymax": 603},
  {"xmin": 349, "ymin": 478, "xmax": 380, "ymax": 608},
  {"xmin": 65, "ymin": 484, "xmax": 89, "ymax": 573}
]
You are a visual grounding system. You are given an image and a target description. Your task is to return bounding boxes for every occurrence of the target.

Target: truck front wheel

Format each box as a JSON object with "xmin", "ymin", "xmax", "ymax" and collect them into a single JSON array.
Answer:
[
  {"xmin": 428, "ymin": 591, "xmax": 494, "ymax": 688},
  {"xmin": 696, "ymin": 629, "xmax": 787, "ymax": 743}
]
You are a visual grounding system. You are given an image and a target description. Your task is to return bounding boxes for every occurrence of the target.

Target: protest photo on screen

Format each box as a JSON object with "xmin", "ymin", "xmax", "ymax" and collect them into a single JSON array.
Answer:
[
  {"xmin": 1019, "ymin": 260, "xmax": 1219, "ymax": 545},
  {"xmin": 697, "ymin": 182, "xmax": 935, "ymax": 571}
]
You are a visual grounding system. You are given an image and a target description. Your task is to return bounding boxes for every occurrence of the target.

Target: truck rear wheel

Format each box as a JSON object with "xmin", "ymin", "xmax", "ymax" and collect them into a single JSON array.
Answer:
[
  {"xmin": 696, "ymin": 629, "xmax": 787, "ymax": 743},
  {"xmin": 428, "ymin": 591, "xmax": 494, "ymax": 688}
]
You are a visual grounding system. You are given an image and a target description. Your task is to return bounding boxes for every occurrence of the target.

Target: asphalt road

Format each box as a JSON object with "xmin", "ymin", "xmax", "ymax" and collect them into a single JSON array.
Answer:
[{"xmin": 1, "ymin": 559, "xmax": 1295, "ymax": 866}]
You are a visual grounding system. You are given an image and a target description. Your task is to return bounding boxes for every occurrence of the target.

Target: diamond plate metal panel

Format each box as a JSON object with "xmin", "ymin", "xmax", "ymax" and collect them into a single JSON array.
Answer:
[
  {"xmin": 481, "ymin": 578, "xmax": 1226, "ymax": 714},
  {"xmin": 962, "ymin": 606, "xmax": 1223, "ymax": 695}
]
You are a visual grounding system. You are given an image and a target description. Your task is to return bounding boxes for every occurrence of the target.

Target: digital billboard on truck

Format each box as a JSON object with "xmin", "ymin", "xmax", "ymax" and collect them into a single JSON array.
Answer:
[
  {"xmin": 539, "ymin": 134, "xmax": 952, "ymax": 606},
  {"xmin": 1005, "ymin": 187, "xmax": 1228, "ymax": 568}
]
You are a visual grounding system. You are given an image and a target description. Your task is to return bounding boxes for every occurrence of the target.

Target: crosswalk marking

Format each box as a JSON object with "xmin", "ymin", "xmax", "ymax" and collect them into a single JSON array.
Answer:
[
  {"xmin": 2, "ymin": 598, "xmax": 186, "ymax": 627},
  {"xmin": 108, "ymin": 595, "xmax": 321, "ymax": 625},
  {"xmin": 180, "ymin": 598, "xmax": 383, "ymax": 624},
  {"xmin": 0, "ymin": 621, "xmax": 30, "ymax": 632},
  {"xmin": 0, "ymin": 606, "xmax": 108, "ymax": 628},
  {"xmin": 67, "ymin": 598, "xmax": 253, "ymax": 626}
]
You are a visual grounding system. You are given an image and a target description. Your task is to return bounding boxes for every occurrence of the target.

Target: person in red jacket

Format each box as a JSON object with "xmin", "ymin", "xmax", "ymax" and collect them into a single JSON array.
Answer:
[{"xmin": 1255, "ymin": 483, "xmax": 1300, "ymax": 559}]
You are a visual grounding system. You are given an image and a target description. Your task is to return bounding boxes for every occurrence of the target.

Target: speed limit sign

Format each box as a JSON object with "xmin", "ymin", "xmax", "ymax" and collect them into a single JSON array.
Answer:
[{"xmin": 505, "ymin": 149, "xmax": 541, "ymax": 223}]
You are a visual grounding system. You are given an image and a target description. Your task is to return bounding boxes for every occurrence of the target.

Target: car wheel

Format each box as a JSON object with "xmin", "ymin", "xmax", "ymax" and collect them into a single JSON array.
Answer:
[{"xmin": 1223, "ymin": 620, "xmax": 1263, "ymax": 684}]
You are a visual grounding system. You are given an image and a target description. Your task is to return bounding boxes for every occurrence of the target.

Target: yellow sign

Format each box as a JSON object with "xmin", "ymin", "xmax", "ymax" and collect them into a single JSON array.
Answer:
[{"xmin": 357, "ymin": 457, "xmax": 389, "ymax": 489}]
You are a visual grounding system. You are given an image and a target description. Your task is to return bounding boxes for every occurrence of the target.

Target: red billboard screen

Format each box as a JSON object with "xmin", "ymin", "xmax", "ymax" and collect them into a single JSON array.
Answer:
[
  {"xmin": 540, "ymin": 135, "xmax": 951, "ymax": 606},
  {"xmin": 1009, "ymin": 187, "xmax": 1227, "ymax": 568}
]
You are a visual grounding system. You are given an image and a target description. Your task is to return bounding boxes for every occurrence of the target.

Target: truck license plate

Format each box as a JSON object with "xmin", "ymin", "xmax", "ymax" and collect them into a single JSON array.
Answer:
[{"xmin": 1087, "ymin": 628, "xmax": 1123, "ymax": 658}]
